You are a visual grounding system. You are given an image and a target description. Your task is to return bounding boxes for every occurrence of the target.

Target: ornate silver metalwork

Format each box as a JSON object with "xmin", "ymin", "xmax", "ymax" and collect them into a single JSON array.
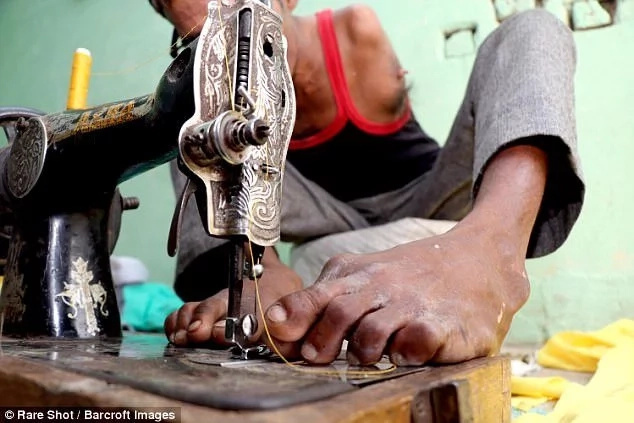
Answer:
[
  {"xmin": 178, "ymin": 0, "xmax": 296, "ymax": 247},
  {"xmin": 7, "ymin": 118, "xmax": 47, "ymax": 199},
  {"xmin": 55, "ymin": 257, "xmax": 109, "ymax": 336}
]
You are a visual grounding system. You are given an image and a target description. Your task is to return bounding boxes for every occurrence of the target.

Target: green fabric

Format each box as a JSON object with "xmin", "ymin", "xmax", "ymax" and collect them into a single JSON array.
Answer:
[{"xmin": 122, "ymin": 283, "xmax": 183, "ymax": 332}]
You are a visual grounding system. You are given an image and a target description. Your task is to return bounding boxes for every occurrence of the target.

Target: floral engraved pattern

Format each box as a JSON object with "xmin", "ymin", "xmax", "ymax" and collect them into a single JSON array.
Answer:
[
  {"xmin": 55, "ymin": 257, "xmax": 108, "ymax": 336},
  {"xmin": 7, "ymin": 118, "xmax": 47, "ymax": 199},
  {"xmin": 180, "ymin": 0, "xmax": 296, "ymax": 246}
]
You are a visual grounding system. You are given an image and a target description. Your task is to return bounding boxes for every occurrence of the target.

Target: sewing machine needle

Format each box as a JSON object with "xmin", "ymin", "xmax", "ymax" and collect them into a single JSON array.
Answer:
[{"xmin": 226, "ymin": 240, "xmax": 244, "ymax": 340}]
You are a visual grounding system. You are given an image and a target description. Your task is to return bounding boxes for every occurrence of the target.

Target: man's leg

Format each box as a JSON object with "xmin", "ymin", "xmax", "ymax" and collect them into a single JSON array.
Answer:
[
  {"xmin": 444, "ymin": 8, "xmax": 583, "ymax": 258},
  {"xmin": 291, "ymin": 9, "xmax": 584, "ymax": 280},
  {"xmin": 385, "ymin": 9, "xmax": 582, "ymax": 236}
]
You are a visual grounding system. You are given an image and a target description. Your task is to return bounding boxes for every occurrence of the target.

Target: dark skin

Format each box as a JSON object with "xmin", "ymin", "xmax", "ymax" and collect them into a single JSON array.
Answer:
[{"xmin": 159, "ymin": 0, "xmax": 546, "ymax": 365}]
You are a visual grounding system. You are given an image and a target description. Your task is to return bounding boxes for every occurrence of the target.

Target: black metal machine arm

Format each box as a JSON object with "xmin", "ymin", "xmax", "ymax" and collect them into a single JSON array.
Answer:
[{"xmin": 1, "ymin": 41, "xmax": 197, "ymax": 211}]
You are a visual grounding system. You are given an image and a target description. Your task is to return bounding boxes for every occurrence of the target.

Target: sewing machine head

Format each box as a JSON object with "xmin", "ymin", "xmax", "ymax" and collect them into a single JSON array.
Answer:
[
  {"xmin": 172, "ymin": 0, "xmax": 294, "ymax": 247},
  {"xmin": 0, "ymin": 0, "xmax": 295, "ymax": 353},
  {"xmin": 172, "ymin": 0, "xmax": 296, "ymax": 357}
]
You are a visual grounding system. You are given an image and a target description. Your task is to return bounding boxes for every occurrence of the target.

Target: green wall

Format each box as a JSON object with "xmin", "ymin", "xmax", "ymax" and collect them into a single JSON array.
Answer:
[{"xmin": 0, "ymin": 0, "xmax": 632, "ymax": 344}]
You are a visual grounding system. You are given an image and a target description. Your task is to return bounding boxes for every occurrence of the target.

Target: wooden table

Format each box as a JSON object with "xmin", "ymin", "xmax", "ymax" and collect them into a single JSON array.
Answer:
[{"xmin": 0, "ymin": 335, "xmax": 511, "ymax": 423}]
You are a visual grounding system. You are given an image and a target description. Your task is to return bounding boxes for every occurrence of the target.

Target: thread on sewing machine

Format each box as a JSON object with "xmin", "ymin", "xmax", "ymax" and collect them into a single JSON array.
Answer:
[
  {"xmin": 91, "ymin": 15, "xmax": 207, "ymax": 77},
  {"xmin": 67, "ymin": 48, "xmax": 92, "ymax": 109},
  {"xmin": 248, "ymin": 242, "xmax": 398, "ymax": 379}
]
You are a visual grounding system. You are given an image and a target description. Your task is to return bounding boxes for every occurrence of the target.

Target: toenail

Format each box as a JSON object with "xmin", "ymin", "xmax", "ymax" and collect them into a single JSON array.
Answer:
[
  {"xmin": 267, "ymin": 304, "xmax": 288, "ymax": 323},
  {"xmin": 302, "ymin": 343, "xmax": 318, "ymax": 361},
  {"xmin": 175, "ymin": 330, "xmax": 187, "ymax": 344}
]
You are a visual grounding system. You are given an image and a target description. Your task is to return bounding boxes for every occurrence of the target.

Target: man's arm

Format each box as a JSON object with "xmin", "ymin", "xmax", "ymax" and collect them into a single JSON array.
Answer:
[{"xmin": 263, "ymin": 143, "xmax": 546, "ymax": 365}]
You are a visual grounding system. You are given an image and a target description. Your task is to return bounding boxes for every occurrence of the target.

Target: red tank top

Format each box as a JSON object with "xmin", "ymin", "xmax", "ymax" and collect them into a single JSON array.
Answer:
[
  {"xmin": 286, "ymin": 9, "xmax": 440, "ymax": 201},
  {"xmin": 289, "ymin": 9, "xmax": 412, "ymax": 150}
]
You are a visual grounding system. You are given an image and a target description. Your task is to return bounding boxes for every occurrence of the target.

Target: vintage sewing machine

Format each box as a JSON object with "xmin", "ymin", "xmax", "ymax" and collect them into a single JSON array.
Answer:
[{"xmin": 0, "ymin": 0, "xmax": 295, "ymax": 359}]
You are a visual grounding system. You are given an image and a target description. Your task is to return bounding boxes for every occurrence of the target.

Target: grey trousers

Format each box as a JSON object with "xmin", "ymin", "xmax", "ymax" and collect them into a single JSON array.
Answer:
[{"xmin": 172, "ymin": 10, "xmax": 584, "ymax": 289}]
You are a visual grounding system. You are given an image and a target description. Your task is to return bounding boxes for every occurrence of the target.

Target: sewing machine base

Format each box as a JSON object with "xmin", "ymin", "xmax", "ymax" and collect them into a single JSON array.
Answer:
[
  {"xmin": 0, "ymin": 333, "xmax": 510, "ymax": 422},
  {"xmin": 0, "ymin": 204, "xmax": 122, "ymax": 338}
]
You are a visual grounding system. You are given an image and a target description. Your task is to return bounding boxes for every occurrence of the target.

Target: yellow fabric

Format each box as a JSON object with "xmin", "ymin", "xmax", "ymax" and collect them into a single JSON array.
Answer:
[
  {"xmin": 512, "ymin": 376, "xmax": 574, "ymax": 399},
  {"xmin": 511, "ymin": 376, "xmax": 579, "ymax": 413},
  {"xmin": 511, "ymin": 319, "xmax": 634, "ymax": 422},
  {"xmin": 514, "ymin": 341, "xmax": 634, "ymax": 422},
  {"xmin": 537, "ymin": 319, "xmax": 634, "ymax": 372}
]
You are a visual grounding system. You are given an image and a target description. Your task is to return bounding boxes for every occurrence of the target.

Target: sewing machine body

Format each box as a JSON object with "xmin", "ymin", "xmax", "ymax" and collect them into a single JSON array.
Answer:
[{"xmin": 0, "ymin": 0, "xmax": 295, "ymax": 349}]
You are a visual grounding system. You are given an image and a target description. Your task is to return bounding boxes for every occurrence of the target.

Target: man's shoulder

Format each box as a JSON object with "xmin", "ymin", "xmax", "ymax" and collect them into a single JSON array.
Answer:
[{"xmin": 333, "ymin": 4, "xmax": 386, "ymax": 46}]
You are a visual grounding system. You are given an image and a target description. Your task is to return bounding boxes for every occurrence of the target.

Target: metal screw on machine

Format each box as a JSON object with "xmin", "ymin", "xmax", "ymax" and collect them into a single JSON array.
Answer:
[
  {"xmin": 226, "ymin": 314, "xmax": 269, "ymax": 360},
  {"xmin": 250, "ymin": 263, "xmax": 264, "ymax": 279},
  {"xmin": 15, "ymin": 117, "xmax": 27, "ymax": 130},
  {"xmin": 241, "ymin": 314, "xmax": 257, "ymax": 337},
  {"xmin": 0, "ymin": 108, "xmax": 45, "ymax": 146},
  {"xmin": 107, "ymin": 192, "xmax": 142, "ymax": 255}
]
